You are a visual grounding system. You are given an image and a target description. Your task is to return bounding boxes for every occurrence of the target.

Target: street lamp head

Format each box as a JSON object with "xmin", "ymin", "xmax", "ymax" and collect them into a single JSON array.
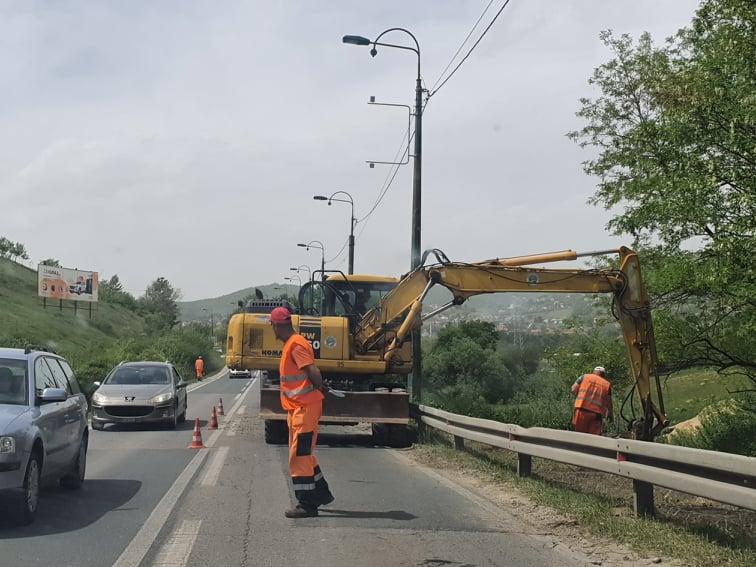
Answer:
[
  {"xmin": 313, "ymin": 195, "xmax": 328, "ymax": 201},
  {"xmin": 343, "ymin": 35, "xmax": 371, "ymax": 46},
  {"xmin": 297, "ymin": 243, "xmax": 307, "ymax": 248}
]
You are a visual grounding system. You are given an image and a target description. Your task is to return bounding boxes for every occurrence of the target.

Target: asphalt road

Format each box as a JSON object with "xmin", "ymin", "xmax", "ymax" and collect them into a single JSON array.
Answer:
[
  {"xmin": 0, "ymin": 369, "xmax": 249, "ymax": 567},
  {"xmin": 2, "ymin": 372, "xmax": 593, "ymax": 567}
]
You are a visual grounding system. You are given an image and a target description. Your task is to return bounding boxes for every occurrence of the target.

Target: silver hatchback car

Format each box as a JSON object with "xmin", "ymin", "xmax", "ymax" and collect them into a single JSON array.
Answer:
[
  {"xmin": 0, "ymin": 347, "xmax": 89, "ymax": 524},
  {"xmin": 90, "ymin": 362, "xmax": 189, "ymax": 429}
]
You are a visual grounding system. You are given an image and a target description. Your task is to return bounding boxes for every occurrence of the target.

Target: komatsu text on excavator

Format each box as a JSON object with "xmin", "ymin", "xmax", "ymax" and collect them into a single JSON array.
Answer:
[{"xmin": 226, "ymin": 247, "xmax": 668, "ymax": 446}]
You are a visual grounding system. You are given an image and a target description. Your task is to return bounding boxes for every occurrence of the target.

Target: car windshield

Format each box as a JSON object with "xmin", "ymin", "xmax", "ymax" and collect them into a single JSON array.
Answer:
[
  {"xmin": 105, "ymin": 366, "xmax": 169, "ymax": 385},
  {"xmin": 0, "ymin": 358, "xmax": 28, "ymax": 405}
]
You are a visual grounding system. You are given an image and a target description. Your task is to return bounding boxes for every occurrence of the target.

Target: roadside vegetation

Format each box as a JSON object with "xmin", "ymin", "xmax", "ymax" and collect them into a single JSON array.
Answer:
[
  {"xmin": 0, "ymin": 255, "xmax": 220, "ymax": 390},
  {"xmin": 424, "ymin": 0, "xmax": 755, "ymax": 456}
]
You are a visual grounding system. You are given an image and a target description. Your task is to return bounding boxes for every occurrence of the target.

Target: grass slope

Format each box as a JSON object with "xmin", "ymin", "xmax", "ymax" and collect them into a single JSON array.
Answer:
[
  {"xmin": 0, "ymin": 258, "xmax": 146, "ymax": 353},
  {"xmin": 661, "ymin": 368, "xmax": 752, "ymax": 424}
]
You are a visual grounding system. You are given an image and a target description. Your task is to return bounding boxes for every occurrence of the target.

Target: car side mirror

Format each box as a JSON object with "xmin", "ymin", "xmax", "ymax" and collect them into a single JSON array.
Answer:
[
  {"xmin": 39, "ymin": 388, "xmax": 68, "ymax": 403},
  {"xmin": 176, "ymin": 381, "xmax": 188, "ymax": 389}
]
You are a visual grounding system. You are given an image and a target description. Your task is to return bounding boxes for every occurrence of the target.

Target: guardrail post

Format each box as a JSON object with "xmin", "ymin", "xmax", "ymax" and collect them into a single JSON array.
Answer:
[
  {"xmin": 454, "ymin": 435, "xmax": 465, "ymax": 451},
  {"xmin": 517, "ymin": 453, "xmax": 532, "ymax": 478},
  {"xmin": 632, "ymin": 480, "xmax": 654, "ymax": 517}
]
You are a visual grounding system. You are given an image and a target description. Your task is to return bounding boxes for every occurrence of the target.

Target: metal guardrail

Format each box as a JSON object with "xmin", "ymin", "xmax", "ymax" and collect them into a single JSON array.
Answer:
[{"xmin": 417, "ymin": 404, "xmax": 756, "ymax": 517}]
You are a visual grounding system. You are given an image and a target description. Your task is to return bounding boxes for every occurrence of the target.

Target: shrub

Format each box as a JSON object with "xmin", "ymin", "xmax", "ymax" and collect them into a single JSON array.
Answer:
[{"xmin": 661, "ymin": 398, "xmax": 756, "ymax": 457}]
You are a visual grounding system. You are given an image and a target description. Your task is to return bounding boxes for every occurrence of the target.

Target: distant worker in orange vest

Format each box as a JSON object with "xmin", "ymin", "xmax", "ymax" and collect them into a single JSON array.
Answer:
[
  {"xmin": 270, "ymin": 306, "xmax": 334, "ymax": 518},
  {"xmin": 195, "ymin": 356, "xmax": 205, "ymax": 380},
  {"xmin": 571, "ymin": 366, "xmax": 613, "ymax": 435}
]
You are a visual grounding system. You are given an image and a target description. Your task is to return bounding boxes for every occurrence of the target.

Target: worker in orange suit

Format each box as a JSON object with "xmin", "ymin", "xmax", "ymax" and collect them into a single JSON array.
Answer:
[
  {"xmin": 194, "ymin": 356, "xmax": 205, "ymax": 380},
  {"xmin": 270, "ymin": 306, "xmax": 334, "ymax": 518},
  {"xmin": 571, "ymin": 366, "xmax": 613, "ymax": 435}
]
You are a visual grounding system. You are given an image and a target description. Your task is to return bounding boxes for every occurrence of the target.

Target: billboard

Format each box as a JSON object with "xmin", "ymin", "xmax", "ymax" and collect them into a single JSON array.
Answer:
[{"xmin": 38, "ymin": 265, "xmax": 99, "ymax": 302}]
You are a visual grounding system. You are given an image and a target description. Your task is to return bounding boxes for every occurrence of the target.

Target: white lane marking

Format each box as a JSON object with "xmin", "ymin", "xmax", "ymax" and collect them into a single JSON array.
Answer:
[
  {"xmin": 150, "ymin": 520, "xmax": 202, "ymax": 566},
  {"xmin": 113, "ymin": 375, "xmax": 256, "ymax": 567},
  {"xmin": 238, "ymin": 405, "xmax": 247, "ymax": 416},
  {"xmin": 201, "ymin": 447, "xmax": 230, "ymax": 487},
  {"xmin": 234, "ymin": 393, "xmax": 241, "ymax": 400},
  {"xmin": 187, "ymin": 368, "xmax": 228, "ymax": 393},
  {"xmin": 112, "ymin": 452, "xmax": 209, "ymax": 567}
]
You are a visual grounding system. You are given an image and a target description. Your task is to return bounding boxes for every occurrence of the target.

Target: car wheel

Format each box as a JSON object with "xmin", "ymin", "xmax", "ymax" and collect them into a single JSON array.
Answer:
[
  {"xmin": 91, "ymin": 421, "xmax": 104, "ymax": 431},
  {"xmin": 61, "ymin": 435, "xmax": 87, "ymax": 489},
  {"xmin": 18, "ymin": 452, "xmax": 41, "ymax": 524},
  {"xmin": 178, "ymin": 400, "xmax": 187, "ymax": 423},
  {"xmin": 167, "ymin": 403, "xmax": 178, "ymax": 429}
]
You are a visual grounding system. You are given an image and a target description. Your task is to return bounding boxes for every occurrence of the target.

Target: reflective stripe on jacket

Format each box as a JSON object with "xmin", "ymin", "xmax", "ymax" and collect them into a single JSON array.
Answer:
[
  {"xmin": 574, "ymin": 373, "xmax": 612, "ymax": 417},
  {"xmin": 279, "ymin": 334, "xmax": 324, "ymax": 410}
]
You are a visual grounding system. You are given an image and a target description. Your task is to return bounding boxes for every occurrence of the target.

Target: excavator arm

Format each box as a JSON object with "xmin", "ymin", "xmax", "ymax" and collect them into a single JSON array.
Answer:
[{"xmin": 354, "ymin": 246, "xmax": 668, "ymax": 439}]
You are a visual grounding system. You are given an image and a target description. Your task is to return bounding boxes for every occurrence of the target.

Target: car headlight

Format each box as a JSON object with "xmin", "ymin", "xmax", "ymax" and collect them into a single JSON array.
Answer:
[
  {"xmin": 92, "ymin": 392, "xmax": 108, "ymax": 404},
  {"xmin": 0, "ymin": 436, "xmax": 16, "ymax": 454},
  {"xmin": 152, "ymin": 392, "xmax": 174, "ymax": 404}
]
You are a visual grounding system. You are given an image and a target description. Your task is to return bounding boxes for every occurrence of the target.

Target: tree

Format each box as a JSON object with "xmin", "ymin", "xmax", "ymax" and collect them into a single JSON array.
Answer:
[
  {"xmin": 0, "ymin": 237, "xmax": 29, "ymax": 263},
  {"xmin": 140, "ymin": 277, "xmax": 181, "ymax": 331},
  {"xmin": 425, "ymin": 321, "xmax": 514, "ymax": 405},
  {"xmin": 40, "ymin": 258, "xmax": 61, "ymax": 267},
  {"xmin": 569, "ymin": 0, "xmax": 755, "ymax": 385},
  {"xmin": 100, "ymin": 274, "xmax": 137, "ymax": 309}
]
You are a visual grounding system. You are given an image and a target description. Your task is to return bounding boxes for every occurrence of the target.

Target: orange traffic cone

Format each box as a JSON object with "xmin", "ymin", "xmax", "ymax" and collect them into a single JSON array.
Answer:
[
  {"xmin": 208, "ymin": 406, "xmax": 219, "ymax": 430},
  {"xmin": 217, "ymin": 398, "xmax": 225, "ymax": 416},
  {"xmin": 188, "ymin": 418, "xmax": 205, "ymax": 449}
]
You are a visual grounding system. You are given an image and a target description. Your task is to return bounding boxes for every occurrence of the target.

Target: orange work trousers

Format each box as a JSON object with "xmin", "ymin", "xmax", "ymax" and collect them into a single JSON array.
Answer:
[
  {"xmin": 287, "ymin": 399, "xmax": 332, "ymax": 506},
  {"xmin": 572, "ymin": 408, "xmax": 603, "ymax": 435}
]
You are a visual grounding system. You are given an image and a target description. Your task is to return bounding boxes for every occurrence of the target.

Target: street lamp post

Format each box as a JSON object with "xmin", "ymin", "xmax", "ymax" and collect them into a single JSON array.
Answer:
[
  {"xmin": 290, "ymin": 265, "xmax": 312, "ymax": 282},
  {"xmin": 343, "ymin": 29, "xmax": 422, "ymax": 270},
  {"xmin": 314, "ymin": 191, "xmax": 356, "ymax": 274},
  {"xmin": 297, "ymin": 241, "xmax": 325, "ymax": 278},
  {"xmin": 344, "ymin": 28, "xmax": 424, "ymax": 404},
  {"xmin": 284, "ymin": 275, "xmax": 301, "ymax": 289}
]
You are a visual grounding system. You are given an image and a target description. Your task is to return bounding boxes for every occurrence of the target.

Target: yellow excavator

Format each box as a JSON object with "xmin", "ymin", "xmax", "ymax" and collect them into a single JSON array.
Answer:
[{"xmin": 226, "ymin": 246, "xmax": 668, "ymax": 445}]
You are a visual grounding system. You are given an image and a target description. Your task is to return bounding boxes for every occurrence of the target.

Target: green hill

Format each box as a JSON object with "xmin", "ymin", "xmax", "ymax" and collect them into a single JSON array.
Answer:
[
  {"xmin": 179, "ymin": 283, "xmax": 299, "ymax": 322},
  {"xmin": 0, "ymin": 257, "xmax": 146, "ymax": 353}
]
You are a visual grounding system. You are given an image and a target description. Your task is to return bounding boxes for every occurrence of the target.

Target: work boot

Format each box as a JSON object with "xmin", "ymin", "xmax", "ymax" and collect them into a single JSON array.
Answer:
[
  {"xmin": 318, "ymin": 492, "xmax": 335, "ymax": 507},
  {"xmin": 284, "ymin": 504, "xmax": 318, "ymax": 518}
]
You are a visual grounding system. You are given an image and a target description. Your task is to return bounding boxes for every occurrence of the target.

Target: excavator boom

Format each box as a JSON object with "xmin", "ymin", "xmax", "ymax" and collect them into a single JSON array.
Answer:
[{"xmin": 355, "ymin": 246, "xmax": 667, "ymax": 439}]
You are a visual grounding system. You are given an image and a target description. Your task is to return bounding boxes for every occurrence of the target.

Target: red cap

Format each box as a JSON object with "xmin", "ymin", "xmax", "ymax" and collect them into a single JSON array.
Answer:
[{"xmin": 269, "ymin": 307, "xmax": 292, "ymax": 324}]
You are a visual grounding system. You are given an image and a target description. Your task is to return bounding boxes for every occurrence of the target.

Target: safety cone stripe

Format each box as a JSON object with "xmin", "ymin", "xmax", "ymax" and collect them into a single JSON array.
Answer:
[
  {"xmin": 208, "ymin": 406, "xmax": 219, "ymax": 430},
  {"xmin": 188, "ymin": 417, "xmax": 205, "ymax": 449}
]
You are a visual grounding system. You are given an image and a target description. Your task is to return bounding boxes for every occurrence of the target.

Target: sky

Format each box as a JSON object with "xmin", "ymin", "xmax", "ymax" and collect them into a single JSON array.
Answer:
[{"xmin": 1, "ymin": 0, "xmax": 700, "ymax": 300}]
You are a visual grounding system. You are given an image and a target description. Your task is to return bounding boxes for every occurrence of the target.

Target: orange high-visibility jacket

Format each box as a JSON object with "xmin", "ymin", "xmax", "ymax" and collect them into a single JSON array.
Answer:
[
  {"xmin": 195, "ymin": 358, "xmax": 204, "ymax": 374},
  {"xmin": 574, "ymin": 373, "xmax": 612, "ymax": 417},
  {"xmin": 279, "ymin": 334, "xmax": 324, "ymax": 411}
]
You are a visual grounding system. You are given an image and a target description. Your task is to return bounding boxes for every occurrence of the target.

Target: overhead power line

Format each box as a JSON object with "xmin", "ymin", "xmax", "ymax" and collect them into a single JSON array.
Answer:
[
  {"xmin": 430, "ymin": 0, "xmax": 497, "ymax": 93},
  {"xmin": 429, "ymin": 0, "xmax": 513, "ymax": 98}
]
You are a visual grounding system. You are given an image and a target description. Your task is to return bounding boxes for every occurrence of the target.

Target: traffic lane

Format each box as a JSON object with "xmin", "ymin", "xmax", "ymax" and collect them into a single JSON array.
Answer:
[
  {"xmin": 0, "ymin": 373, "xmax": 250, "ymax": 567},
  {"xmin": 146, "ymin": 411, "xmax": 587, "ymax": 567}
]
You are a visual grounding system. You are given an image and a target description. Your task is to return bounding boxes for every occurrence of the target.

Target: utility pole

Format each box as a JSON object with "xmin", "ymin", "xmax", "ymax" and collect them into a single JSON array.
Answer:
[{"xmin": 344, "ymin": 27, "xmax": 424, "ymax": 403}]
